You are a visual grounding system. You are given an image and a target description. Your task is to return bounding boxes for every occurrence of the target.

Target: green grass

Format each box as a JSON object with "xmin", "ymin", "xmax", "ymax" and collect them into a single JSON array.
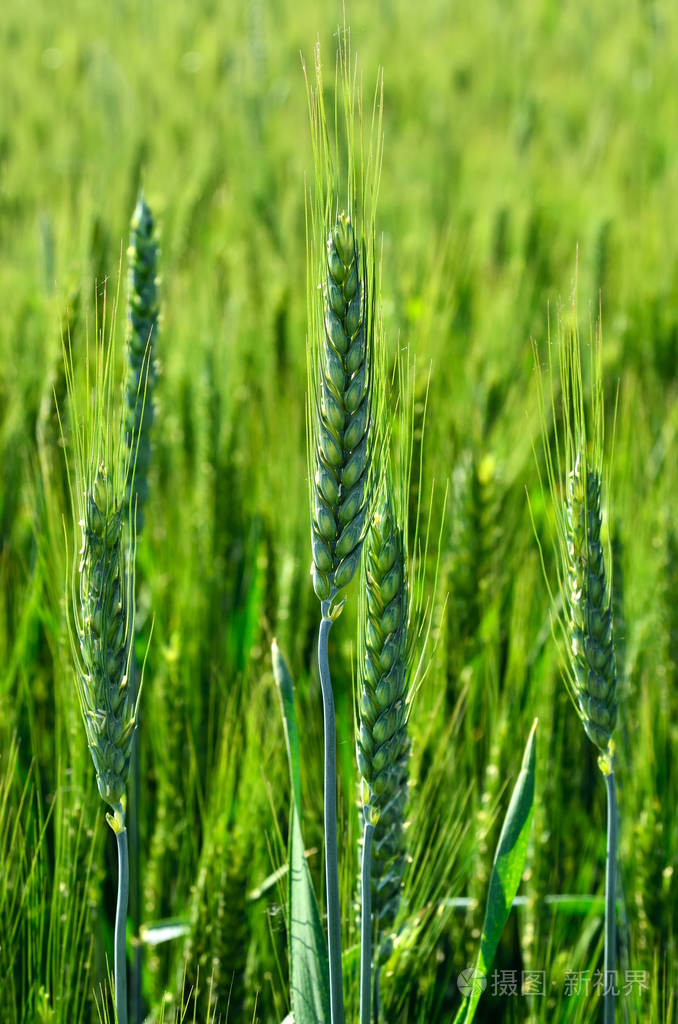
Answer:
[{"xmin": 0, "ymin": 1, "xmax": 677, "ymax": 1021}]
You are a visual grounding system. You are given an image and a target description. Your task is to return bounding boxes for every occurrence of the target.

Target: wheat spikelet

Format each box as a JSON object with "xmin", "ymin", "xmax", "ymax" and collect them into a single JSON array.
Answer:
[
  {"xmin": 355, "ymin": 350, "xmax": 436, "ymax": 984},
  {"xmin": 356, "ymin": 478, "xmax": 411, "ymax": 965},
  {"xmin": 76, "ymin": 462, "xmax": 136, "ymax": 814},
  {"xmin": 125, "ymin": 193, "xmax": 159, "ymax": 534},
  {"xmin": 565, "ymin": 455, "xmax": 617, "ymax": 752},
  {"xmin": 310, "ymin": 212, "xmax": 377, "ymax": 606},
  {"xmin": 63, "ymin": 301, "xmax": 139, "ymax": 829},
  {"xmin": 535, "ymin": 308, "xmax": 618, "ymax": 761}
]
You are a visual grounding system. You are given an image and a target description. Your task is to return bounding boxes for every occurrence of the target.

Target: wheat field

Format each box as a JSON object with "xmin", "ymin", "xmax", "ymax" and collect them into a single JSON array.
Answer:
[{"xmin": 0, "ymin": 2, "xmax": 676, "ymax": 1022}]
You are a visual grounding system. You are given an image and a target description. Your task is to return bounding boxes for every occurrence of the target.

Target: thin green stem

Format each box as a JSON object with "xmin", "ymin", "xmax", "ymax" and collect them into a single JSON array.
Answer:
[
  {"xmin": 604, "ymin": 769, "xmax": 618, "ymax": 1024},
  {"xmin": 360, "ymin": 817, "xmax": 374, "ymax": 1024},
  {"xmin": 115, "ymin": 826, "xmax": 129, "ymax": 1024},
  {"xmin": 127, "ymin": 654, "xmax": 142, "ymax": 1024},
  {"xmin": 318, "ymin": 603, "xmax": 345, "ymax": 1024}
]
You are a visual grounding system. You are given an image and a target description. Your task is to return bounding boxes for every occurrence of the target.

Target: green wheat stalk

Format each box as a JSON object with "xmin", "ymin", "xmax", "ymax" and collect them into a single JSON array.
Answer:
[
  {"xmin": 533, "ymin": 300, "xmax": 619, "ymax": 1024},
  {"xmin": 61, "ymin": 286, "xmax": 143, "ymax": 1024},
  {"xmin": 124, "ymin": 192, "xmax": 159, "ymax": 1024},
  {"xmin": 304, "ymin": 32, "xmax": 384, "ymax": 1024}
]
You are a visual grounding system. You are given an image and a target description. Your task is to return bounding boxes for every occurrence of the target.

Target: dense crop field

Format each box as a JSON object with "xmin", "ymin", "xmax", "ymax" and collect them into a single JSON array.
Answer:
[{"xmin": 1, "ymin": 2, "xmax": 677, "ymax": 1022}]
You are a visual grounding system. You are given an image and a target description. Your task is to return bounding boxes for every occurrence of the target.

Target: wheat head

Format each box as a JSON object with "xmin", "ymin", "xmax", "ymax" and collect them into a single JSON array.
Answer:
[
  {"xmin": 535, "ymin": 307, "xmax": 618, "ymax": 762},
  {"xmin": 566, "ymin": 455, "xmax": 617, "ymax": 752},
  {"xmin": 64, "ymin": 306, "xmax": 138, "ymax": 831},
  {"xmin": 125, "ymin": 194, "xmax": 159, "ymax": 534},
  {"xmin": 76, "ymin": 462, "xmax": 135, "ymax": 822},
  {"xmin": 357, "ymin": 482, "xmax": 410, "ymax": 960},
  {"xmin": 310, "ymin": 212, "xmax": 376, "ymax": 606}
]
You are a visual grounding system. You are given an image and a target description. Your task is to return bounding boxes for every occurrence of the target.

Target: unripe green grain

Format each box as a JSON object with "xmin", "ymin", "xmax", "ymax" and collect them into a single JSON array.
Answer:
[
  {"xmin": 534, "ymin": 313, "xmax": 618, "ymax": 760},
  {"xmin": 565, "ymin": 456, "xmax": 617, "ymax": 752},
  {"xmin": 357, "ymin": 486, "xmax": 410, "ymax": 961},
  {"xmin": 125, "ymin": 194, "xmax": 159, "ymax": 534},
  {"xmin": 77, "ymin": 463, "xmax": 135, "ymax": 812},
  {"xmin": 310, "ymin": 213, "xmax": 376, "ymax": 604}
]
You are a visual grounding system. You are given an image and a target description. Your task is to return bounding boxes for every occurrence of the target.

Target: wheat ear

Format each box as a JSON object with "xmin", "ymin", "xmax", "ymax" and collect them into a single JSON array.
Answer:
[
  {"xmin": 309, "ymin": 208, "xmax": 384, "ymax": 1024},
  {"xmin": 356, "ymin": 351, "xmax": 435, "ymax": 1024},
  {"xmin": 125, "ymin": 193, "xmax": 159, "ymax": 534},
  {"xmin": 310, "ymin": 211, "xmax": 376, "ymax": 606},
  {"xmin": 76, "ymin": 464, "xmax": 135, "ymax": 814},
  {"xmin": 75, "ymin": 461, "xmax": 135, "ymax": 1024},
  {"xmin": 566, "ymin": 454, "xmax": 618, "ymax": 1024},
  {"xmin": 566, "ymin": 456, "xmax": 618, "ymax": 752}
]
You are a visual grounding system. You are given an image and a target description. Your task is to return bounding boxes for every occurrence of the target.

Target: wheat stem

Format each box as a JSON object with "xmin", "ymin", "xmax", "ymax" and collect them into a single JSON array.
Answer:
[
  {"xmin": 115, "ymin": 824, "xmax": 129, "ymax": 1024},
  {"xmin": 127, "ymin": 656, "xmax": 142, "ymax": 1024},
  {"xmin": 360, "ymin": 816, "xmax": 374, "ymax": 1024},
  {"xmin": 318, "ymin": 602, "xmax": 344, "ymax": 1024},
  {"xmin": 604, "ymin": 768, "xmax": 618, "ymax": 1024}
]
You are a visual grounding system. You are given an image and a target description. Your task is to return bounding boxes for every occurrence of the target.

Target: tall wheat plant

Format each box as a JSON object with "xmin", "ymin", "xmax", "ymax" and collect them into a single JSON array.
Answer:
[
  {"xmin": 62, "ymin": 295, "xmax": 144, "ymax": 1024},
  {"xmin": 305, "ymin": 35, "xmax": 384, "ymax": 1024},
  {"xmin": 534, "ymin": 305, "xmax": 619, "ymax": 1024},
  {"xmin": 355, "ymin": 352, "xmax": 433, "ymax": 1024},
  {"xmin": 124, "ymin": 192, "xmax": 159, "ymax": 1024}
]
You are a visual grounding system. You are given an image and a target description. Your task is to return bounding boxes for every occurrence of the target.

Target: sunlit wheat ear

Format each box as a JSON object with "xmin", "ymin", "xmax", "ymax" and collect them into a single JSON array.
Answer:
[
  {"xmin": 125, "ymin": 193, "xmax": 159, "ymax": 535},
  {"xmin": 566, "ymin": 455, "xmax": 617, "ymax": 752},
  {"xmin": 357, "ymin": 358, "xmax": 437, "ymax": 979},
  {"xmin": 357, "ymin": 482, "xmax": 410, "ymax": 960},
  {"xmin": 310, "ymin": 212, "xmax": 377, "ymax": 607},
  {"xmin": 62, "ymin": 295, "xmax": 139, "ymax": 830},
  {"xmin": 77, "ymin": 463, "xmax": 136, "ymax": 817},
  {"xmin": 534, "ymin": 306, "xmax": 618, "ymax": 761}
]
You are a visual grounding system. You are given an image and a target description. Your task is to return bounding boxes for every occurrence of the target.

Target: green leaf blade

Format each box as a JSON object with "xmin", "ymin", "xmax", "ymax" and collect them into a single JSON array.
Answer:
[
  {"xmin": 273, "ymin": 641, "xmax": 331, "ymax": 1024},
  {"xmin": 462, "ymin": 718, "xmax": 538, "ymax": 1023}
]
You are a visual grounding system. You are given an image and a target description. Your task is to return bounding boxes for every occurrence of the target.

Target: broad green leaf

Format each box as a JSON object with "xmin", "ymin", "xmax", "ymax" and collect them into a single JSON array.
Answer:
[
  {"xmin": 454, "ymin": 719, "xmax": 538, "ymax": 1024},
  {"xmin": 273, "ymin": 641, "xmax": 331, "ymax": 1024}
]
